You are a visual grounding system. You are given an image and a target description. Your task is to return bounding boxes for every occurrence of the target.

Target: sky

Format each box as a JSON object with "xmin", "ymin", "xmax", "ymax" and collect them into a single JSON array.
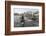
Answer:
[{"xmin": 14, "ymin": 8, "xmax": 39, "ymax": 14}]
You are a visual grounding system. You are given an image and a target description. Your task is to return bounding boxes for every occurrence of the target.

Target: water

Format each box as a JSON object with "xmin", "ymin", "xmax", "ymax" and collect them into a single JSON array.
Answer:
[{"xmin": 14, "ymin": 15, "xmax": 39, "ymax": 27}]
